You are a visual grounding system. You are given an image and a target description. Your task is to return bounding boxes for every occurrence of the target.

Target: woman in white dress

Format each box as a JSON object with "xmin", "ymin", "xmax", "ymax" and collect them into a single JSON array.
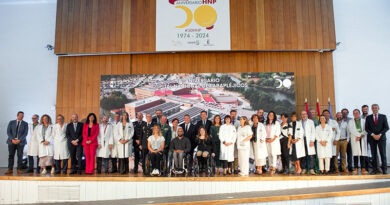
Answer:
[
  {"xmin": 316, "ymin": 115, "xmax": 333, "ymax": 174},
  {"xmin": 237, "ymin": 116, "xmax": 253, "ymax": 176},
  {"xmin": 219, "ymin": 115, "xmax": 237, "ymax": 175},
  {"xmin": 53, "ymin": 114, "xmax": 69, "ymax": 174},
  {"xmin": 251, "ymin": 114, "xmax": 267, "ymax": 175},
  {"xmin": 115, "ymin": 112, "xmax": 134, "ymax": 174},
  {"xmin": 37, "ymin": 114, "xmax": 54, "ymax": 175},
  {"xmin": 349, "ymin": 109, "xmax": 368, "ymax": 174},
  {"xmin": 265, "ymin": 111, "xmax": 281, "ymax": 174},
  {"xmin": 289, "ymin": 112, "xmax": 305, "ymax": 175}
]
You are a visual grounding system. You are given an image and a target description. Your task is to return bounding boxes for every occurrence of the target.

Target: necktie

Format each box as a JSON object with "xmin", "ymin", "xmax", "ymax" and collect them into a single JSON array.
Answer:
[
  {"xmin": 375, "ymin": 114, "xmax": 378, "ymax": 125},
  {"xmin": 15, "ymin": 121, "xmax": 20, "ymax": 139},
  {"xmin": 74, "ymin": 123, "xmax": 77, "ymax": 132},
  {"xmin": 186, "ymin": 124, "xmax": 188, "ymax": 132}
]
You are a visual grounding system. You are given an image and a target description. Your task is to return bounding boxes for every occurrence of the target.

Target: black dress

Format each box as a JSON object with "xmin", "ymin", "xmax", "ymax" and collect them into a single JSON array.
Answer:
[{"xmin": 290, "ymin": 122, "xmax": 298, "ymax": 161}]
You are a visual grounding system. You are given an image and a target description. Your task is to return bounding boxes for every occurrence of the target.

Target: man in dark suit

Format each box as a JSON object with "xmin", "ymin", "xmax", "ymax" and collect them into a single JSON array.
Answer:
[
  {"xmin": 65, "ymin": 114, "xmax": 84, "ymax": 174},
  {"xmin": 142, "ymin": 113, "xmax": 155, "ymax": 174},
  {"xmin": 6, "ymin": 111, "xmax": 28, "ymax": 174},
  {"xmin": 152, "ymin": 109, "xmax": 163, "ymax": 125},
  {"xmin": 133, "ymin": 112, "xmax": 147, "ymax": 173},
  {"xmin": 365, "ymin": 104, "xmax": 389, "ymax": 174},
  {"xmin": 195, "ymin": 110, "xmax": 212, "ymax": 135},
  {"xmin": 180, "ymin": 114, "xmax": 196, "ymax": 172}
]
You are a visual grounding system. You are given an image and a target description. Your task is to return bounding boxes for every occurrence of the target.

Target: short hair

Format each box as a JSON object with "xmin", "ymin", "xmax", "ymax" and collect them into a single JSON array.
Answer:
[
  {"xmin": 17, "ymin": 111, "xmax": 24, "ymax": 116},
  {"xmin": 281, "ymin": 113, "xmax": 289, "ymax": 118},
  {"xmin": 115, "ymin": 112, "xmax": 120, "ymax": 116},
  {"xmin": 156, "ymin": 109, "xmax": 162, "ymax": 113},
  {"xmin": 353, "ymin": 109, "xmax": 361, "ymax": 114},
  {"xmin": 224, "ymin": 115, "xmax": 231, "ymax": 123},
  {"xmin": 362, "ymin": 105, "xmax": 369, "ymax": 109},
  {"xmin": 200, "ymin": 110, "xmax": 207, "ymax": 115},
  {"xmin": 341, "ymin": 108, "xmax": 349, "ymax": 113},
  {"xmin": 40, "ymin": 114, "xmax": 52, "ymax": 125},
  {"xmin": 291, "ymin": 112, "xmax": 297, "ymax": 117},
  {"xmin": 57, "ymin": 114, "xmax": 65, "ymax": 121},
  {"xmin": 251, "ymin": 114, "xmax": 259, "ymax": 121},
  {"xmin": 319, "ymin": 114, "xmax": 328, "ymax": 123},
  {"xmin": 372, "ymin": 104, "xmax": 379, "ymax": 108},
  {"xmin": 230, "ymin": 110, "xmax": 237, "ymax": 114},
  {"xmin": 172, "ymin": 118, "xmax": 179, "ymax": 123},
  {"xmin": 33, "ymin": 114, "xmax": 39, "ymax": 119},
  {"xmin": 322, "ymin": 109, "xmax": 330, "ymax": 114},
  {"xmin": 184, "ymin": 114, "xmax": 190, "ymax": 118}
]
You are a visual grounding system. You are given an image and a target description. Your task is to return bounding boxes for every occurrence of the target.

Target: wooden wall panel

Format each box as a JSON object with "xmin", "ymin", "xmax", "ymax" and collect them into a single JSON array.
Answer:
[
  {"xmin": 56, "ymin": 52, "xmax": 336, "ymax": 120},
  {"xmin": 54, "ymin": 0, "xmax": 336, "ymax": 54}
]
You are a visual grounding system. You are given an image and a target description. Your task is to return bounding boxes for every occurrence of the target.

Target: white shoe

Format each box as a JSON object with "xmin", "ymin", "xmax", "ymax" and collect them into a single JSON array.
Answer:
[
  {"xmin": 51, "ymin": 168, "xmax": 55, "ymax": 174},
  {"xmin": 41, "ymin": 169, "xmax": 47, "ymax": 175},
  {"xmin": 156, "ymin": 169, "xmax": 160, "ymax": 175}
]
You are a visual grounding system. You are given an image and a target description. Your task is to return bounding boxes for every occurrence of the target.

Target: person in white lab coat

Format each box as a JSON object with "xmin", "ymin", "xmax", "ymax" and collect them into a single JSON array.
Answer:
[
  {"xmin": 237, "ymin": 116, "xmax": 253, "ymax": 176},
  {"xmin": 299, "ymin": 111, "xmax": 317, "ymax": 175},
  {"xmin": 53, "ymin": 115, "xmax": 69, "ymax": 174},
  {"xmin": 26, "ymin": 114, "xmax": 40, "ymax": 173},
  {"xmin": 265, "ymin": 111, "xmax": 281, "ymax": 174},
  {"xmin": 219, "ymin": 115, "xmax": 237, "ymax": 175},
  {"xmin": 289, "ymin": 112, "xmax": 305, "ymax": 175},
  {"xmin": 349, "ymin": 109, "xmax": 369, "ymax": 174},
  {"xmin": 230, "ymin": 110, "xmax": 240, "ymax": 174},
  {"xmin": 251, "ymin": 114, "xmax": 267, "ymax": 175},
  {"xmin": 115, "ymin": 112, "xmax": 134, "ymax": 174},
  {"xmin": 323, "ymin": 109, "xmax": 340, "ymax": 173},
  {"xmin": 97, "ymin": 115, "xmax": 114, "ymax": 174},
  {"xmin": 37, "ymin": 114, "xmax": 54, "ymax": 175},
  {"xmin": 316, "ymin": 115, "xmax": 333, "ymax": 174}
]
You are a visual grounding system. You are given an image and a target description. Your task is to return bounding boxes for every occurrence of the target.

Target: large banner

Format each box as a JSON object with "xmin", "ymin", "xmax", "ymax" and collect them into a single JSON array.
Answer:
[
  {"xmin": 156, "ymin": 0, "xmax": 231, "ymax": 51},
  {"xmin": 100, "ymin": 72, "xmax": 295, "ymax": 124}
]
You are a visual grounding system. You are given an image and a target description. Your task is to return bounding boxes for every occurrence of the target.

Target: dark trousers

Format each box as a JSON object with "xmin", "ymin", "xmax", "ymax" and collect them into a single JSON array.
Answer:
[
  {"xmin": 119, "ymin": 158, "xmax": 129, "ymax": 174},
  {"xmin": 55, "ymin": 159, "xmax": 68, "ymax": 173},
  {"xmin": 97, "ymin": 157, "xmax": 109, "ymax": 172},
  {"xmin": 111, "ymin": 158, "xmax": 118, "ymax": 172},
  {"xmin": 280, "ymin": 137, "xmax": 290, "ymax": 171},
  {"xmin": 133, "ymin": 145, "xmax": 141, "ymax": 172},
  {"xmin": 330, "ymin": 156, "xmax": 336, "ymax": 172},
  {"xmin": 369, "ymin": 139, "xmax": 387, "ymax": 172},
  {"xmin": 8, "ymin": 144, "xmax": 24, "ymax": 170},
  {"xmin": 28, "ymin": 156, "xmax": 40, "ymax": 171},
  {"xmin": 354, "ymin": 156, "xmax": 367, "ymax": 170},
  {"xmin": 300, "ymin": 137, "xmax": 314, "ymax": 170},
  {"xmin": 141, "ymin": 147, "xmax": 149, "ymax": 174},
  {"xmin": 69, "ymin": 144, "xmax": 83, "ymax": 172},
  {"xmin": 347, "ymin": 142, "xmax": 353, "ymax": 171},
  {"xmin": 150, "ymin": 152, "xmax": 162, "ymax": 170},
  {"xmin": 222, "ymin": 160, "xmax": 233, "ymax": 169}
]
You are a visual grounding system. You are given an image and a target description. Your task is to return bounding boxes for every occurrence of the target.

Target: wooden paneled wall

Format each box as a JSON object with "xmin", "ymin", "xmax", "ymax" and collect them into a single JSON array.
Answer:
[
  {"xmin": 56, "ymin": 52, "xmax": 335, "ymax": 120},
  {"xmin": 54, "ymin": 0, "xmax": 336, "ymax": 54}
]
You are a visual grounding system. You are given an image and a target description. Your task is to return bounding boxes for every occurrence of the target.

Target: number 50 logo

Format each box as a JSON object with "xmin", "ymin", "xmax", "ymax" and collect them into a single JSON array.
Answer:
[{"xmin": 174, "ymin": 5, "xmax": 217, "ymax": 29}]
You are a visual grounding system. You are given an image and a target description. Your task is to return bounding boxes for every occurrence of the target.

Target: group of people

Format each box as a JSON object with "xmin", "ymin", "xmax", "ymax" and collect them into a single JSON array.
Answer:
[{"xmin": 5, "ymin": 103, "xmax": 388, "ymax": 177}]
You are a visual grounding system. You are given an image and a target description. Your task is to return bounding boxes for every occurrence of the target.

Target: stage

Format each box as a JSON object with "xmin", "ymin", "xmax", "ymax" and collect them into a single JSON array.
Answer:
[{"xmin": 1, "ymin": 168, "xmax": 390, "ymax": 204}]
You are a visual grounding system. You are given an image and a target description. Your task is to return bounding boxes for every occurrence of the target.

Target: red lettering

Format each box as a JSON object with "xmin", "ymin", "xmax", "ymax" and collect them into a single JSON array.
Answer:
[{"xmin": 203, "ymin": 0, "xmax": 216, "ymax": 4}]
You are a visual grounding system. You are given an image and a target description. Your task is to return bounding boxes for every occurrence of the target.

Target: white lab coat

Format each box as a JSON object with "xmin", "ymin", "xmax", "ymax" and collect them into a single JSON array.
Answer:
[
  {"xmin": 253, "ymin": 123, "xmax": 268, "ymax": 160},
  {"xmin": 37, "ymin": 124, "xmax": 54, "ymax": 157},
  {"xmin": 327, "ymin": 119, "xmax": 340, "ymax": 156},
  {"xmin": 348, "ymin": 119, "xmax": 368, "ymax": 157},
  {"xmin": 289, "ymin": 121, "xmax": 306, "ymax": 159},
  {"xmin": 315, "ymin": 124, "xmax": 333, "ymax": 159},
  {"xmin": 115, "ymin": 122, "xmax": 134, "ymax": 158},
  {"xmin": 53, "ymin": 123, "xmax": 69, "ymax": 160},
  {"xmin": 111, "ymin": 122, "xmax": 120, "ymax": 158},
  {"xmin": 265, "ymin": 121, "xmax": 281, "ymax": 156},
  {"xmin": 27, "ymin": 123, "xmax": 40, "ymax": 156},
  {"xmin": 219, "ymin": 124, "xmax": 237, "ymax": 162},
  {"xmin": 97, "ymin": 123, "xmax": 114, "ymax": 158},
  {"xmin": 300, "ymin": 119, "xmax": 317, "ymax": 155}
]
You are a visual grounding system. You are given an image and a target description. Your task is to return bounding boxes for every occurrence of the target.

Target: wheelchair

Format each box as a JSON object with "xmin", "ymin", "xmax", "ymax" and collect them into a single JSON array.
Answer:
[
  {"xmin": 192, "ymin": 147, "xmax": 216, "ymax": 177},
  {"xmin": 144, "ymin": 152, "xmax": 167, "ymax": 177},
  {"xmin": 167, "ymin": 151, "xmax": 191, "ymax": 177}
]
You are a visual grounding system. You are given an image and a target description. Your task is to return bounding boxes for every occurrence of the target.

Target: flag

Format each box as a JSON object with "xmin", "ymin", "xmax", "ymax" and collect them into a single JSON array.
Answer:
[
  {"xmin": 316, "ymin": 98, "xmax": 320, "ymax": 120},
  {"xmin": 328, "ymin": 98, "xmax": 333, "ymax": 119}
]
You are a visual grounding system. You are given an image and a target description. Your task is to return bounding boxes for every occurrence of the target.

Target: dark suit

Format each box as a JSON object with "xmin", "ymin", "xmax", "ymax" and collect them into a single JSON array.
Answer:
[
  {"xmin": 133, "ymin": 120, "xmax": 147, "ymax": 172},
  {"xmin": 365, "ymin": 113, "xmax": 389, "ymax": 173},
  {"xmin": 6, "ymin": 120, "xmax": 28, "ymax": 170},
  {"xmin": 142, "ymin": 122, "xmax": 154, "ymax": 174},
  {"xmin": 65, "ymin": 122, "xmax": 84, "ymax": 173},
  {"xmin": 152, "ymin": 117, "xmax": 161, "ymax": 125},
  {"xmin": 195, "ymin": 119, "xmax": 212, "ymax": 135},
  {"xmin": 180, "ymin": 123, "xmax": 196, "ymax": 172}
]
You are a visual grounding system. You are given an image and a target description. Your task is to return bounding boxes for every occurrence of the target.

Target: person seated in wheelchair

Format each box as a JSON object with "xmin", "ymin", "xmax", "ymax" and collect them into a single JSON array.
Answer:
[
  {"xmin": 147, "ymin": 125, "xmax": 165, "ymax": 176},
  {"xmin": 169, "ymin": 127, "xmax": 191, "ymax": 172},
  {"xmin": 195, "ymin": 127, "xmax": 215, "ymax": 172}
]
